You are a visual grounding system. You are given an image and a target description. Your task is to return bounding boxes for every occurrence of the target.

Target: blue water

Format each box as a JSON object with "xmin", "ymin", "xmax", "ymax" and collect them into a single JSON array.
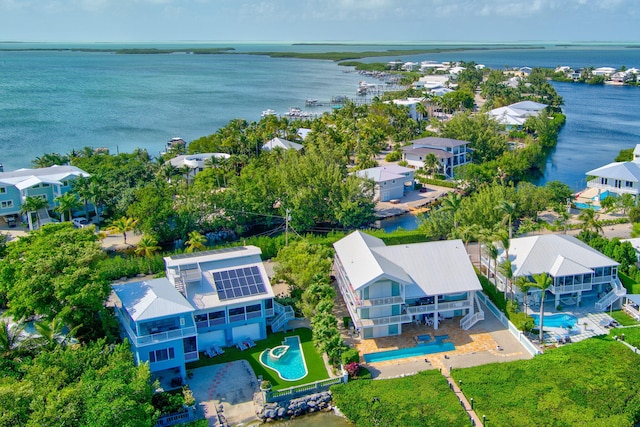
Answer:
[
  {"xmin": 259, "ymin": 335, "xmax": 308, "ymax": 381},
  {"xmin": 364, "ymin": 335, "xmax": 454, "ymax": 363},
  {"xmin": 3, "ymin": 43, "xmax": 640, "ymax": 191},
  {"xmin": 531, "ymin": 313, "xmax": 578, "ymax": 329}
]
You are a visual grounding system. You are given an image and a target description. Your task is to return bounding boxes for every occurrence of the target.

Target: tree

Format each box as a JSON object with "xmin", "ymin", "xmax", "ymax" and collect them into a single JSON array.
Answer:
[
  {"xmin": 423, "ymin": 153, "xmax": 440, "ymax": 178},
  {"xmin": 184, "ymin": 230, "xmax": 206, "ymax": 253},
  {"xmin": 54, "ymin": 192, "xmax": 82, "ymax": 222},
  {"xmin": 485, "ymin": 242, "xmax": 499, "ymax": 287},
  {"xmin": 33, "ymin": 315, "xmax": 80, "ymax": 351},
  {"xmin": 496, "ymin": 200, "xmax": 517, "ymax": 239},
  {"xmin": 274, "ymin": 240, "xmax": 333, "ymax": 292},
  {"xmin": 531, "ymin": 273, "xmax": 553, "ymax": 343},
  {"xmin": 20, "ymin": 195, "xmax": 49, "ymax": 230},
  {"xmin": 515, "ymin": 276, "xmax": 533, "ymax": 310},
  {"xmin": 106, "ymin": 217, "xmax": 138, "ymax": 246},
  {"xmin": 0, "ymin": 319, "xmax": 24, "ymax": 358},
  {"xmin": 135, "ymin": 235, "xmax": 161, "ymax": 274},
  {"xmin": 498, "ymin": 259, "xmax": 514, "ymax": 302},
  {"xmin": 440, "ymin": 192, "xmax": 463, "ymax": 228},
  {"xmin": 71, "ymin": 175, "xmax": 92, "ymax": 219},
  {"xmin": 578, "ymin": 208, "xmax": 603, "ymax": 235}
]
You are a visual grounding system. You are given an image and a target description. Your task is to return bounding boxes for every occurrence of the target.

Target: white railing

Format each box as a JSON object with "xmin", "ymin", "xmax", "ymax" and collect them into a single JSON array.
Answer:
[
  {"xmin": 586, "ymin": 180, "xmax": 638, "ymax": 195},
  {"xmin": 358, "ymin": 314, "xmax": 412, "ymax": 327},
  {"xmin": 551, "ymin": 282, "xmax": 593, "ymax": 293},
  {"xmin": 460, "ymin": 294, "xmax": 484, "ymax": 330},
  {"xmin": 406, "ymin": 299, "xmax": 471, "ymax": 315},
  {"xmin": 184, "ymin": 351, "xmax": 199, "ymax": 361},
  {"xmin": 360, "ymin": 296, "xmax": 404, "ymax": 307},
  {"xmin": 136, "ymin": 326, "xmax": 197, "ymax": 346},
  {"xmin": 595, "ymin": 278, "xmax": 626, "ymax": 311},
  {"xmin": 271, "ymin": 301, "xmax": 295, "ymax": 332},
  {"xmin": 265, "ymin": 375, "xmax": 348, "ymax": 403}
]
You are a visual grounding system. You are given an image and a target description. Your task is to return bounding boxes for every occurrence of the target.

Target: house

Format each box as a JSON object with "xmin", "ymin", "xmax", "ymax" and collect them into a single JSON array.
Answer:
[
  {"xmin": 0, "ymin": 165, "xmax": 90, "ymax": 228},
  {"xmin": 354, "ymin": 165, "xmax": 414, "ymax": 202},
  {"xmin": 593, "ymin": 67, "xmax": 617, "ymax": 77},
  {"xmin": 262, "ymin": 137, "xmax": 303, "ymax": 151},
  {"xmin": 611, "ymin": 71, "xmax": 632, "ymax": 84},
  {"xmin": 584, "ymin": 144, "xmax": 640, "ymax": 199},
  {"xmin": 297, "ymin": 128, "xmax": 312, "ymax": 140},
  {"xmin": 401, "ymin": 136, "xmax": 471, "ymax": 178},
  {"xmin": 333, "ymin": 231, "xmax": 483, "ymax": 339},
  {"xmin": 487, "ymin": 101, "xmax": 547, "ymax": 130},
  {"xmin": 167, "ymin": 153, "xmax": 231, "ymax": 180},
  {"xmin": 112, "ymin": 246, "xmax": 293, "ymax": 380},
  {"xmin": 390, "ymin": 99, "xmax": 424, "ymax": 121},
  {"xmin": 483, "ymin": 234, "xmax": 625, "ymax": 311}
]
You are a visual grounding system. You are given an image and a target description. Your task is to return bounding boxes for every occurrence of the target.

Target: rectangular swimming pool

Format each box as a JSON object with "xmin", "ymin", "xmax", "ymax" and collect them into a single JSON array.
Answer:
[{"xmin": 364, "ymin": 336, "xmax": 455, "ymax": 363}]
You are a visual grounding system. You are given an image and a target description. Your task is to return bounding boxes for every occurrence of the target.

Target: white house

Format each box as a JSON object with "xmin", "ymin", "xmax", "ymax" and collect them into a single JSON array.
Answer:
[
  {"xmin": 262, "ymin": 137, "xmax": 304, "ymax": 151},
  {"xmin": 167, "ymin": 153, "xmax": 231, "ymax": 180},
  {"xmin": 401, "ymin": 136, "xmax": 471, "ymax": 178},
  {"xmin": 483, "ymin": 234, "xmax": 624, "ymax": 311},
  {"xmin": 585, "ymin": 144, "xmax": 640, "ymax": 199},
  {"xmin": 354, "ymin": 165, "xmax": 414, "ymax": 202},
  {"xmin": 593, "ymin": 67, "xmax": 617, "ymax": 76},
  {"xmin": 487, "ymin": 100, "xmax": 547, "ymax": 129},
  {"xmin": 112, "ymin": 246, "xmax": 294, "ymax": 381},
  {"xmin": 333, "ymin": 231, "xmax": 484, "ymax": 339}
]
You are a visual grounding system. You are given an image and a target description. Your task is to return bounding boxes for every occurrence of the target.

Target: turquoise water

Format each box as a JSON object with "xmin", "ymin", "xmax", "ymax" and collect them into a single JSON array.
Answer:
[
  {"xmin": 574, "ymin": 203, "xmax": 601, "ymax": 210},
  {"xmin": 364, "ymin": 335, "xmax": 454, "ymax": 363},
  {"xmin": 259, "ymin": 335, "xmax": 308, "ymax": 381},
  {"xmin": 531, "ymin": 313, "xmax": 578, "ymax": 328}
]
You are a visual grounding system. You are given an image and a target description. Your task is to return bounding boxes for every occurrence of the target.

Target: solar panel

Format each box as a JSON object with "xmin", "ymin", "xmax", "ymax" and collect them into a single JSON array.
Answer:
[{"xmin": 213, "ymin": 265, "xmax": 268, "ymax": 300}]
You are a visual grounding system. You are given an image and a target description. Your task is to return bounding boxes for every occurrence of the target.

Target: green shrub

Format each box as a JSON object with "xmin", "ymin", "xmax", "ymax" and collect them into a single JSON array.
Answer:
[
  {"xmin": 417, "ymin": 177, "xmax": 458, "ymax": 189},
  {"xmin": 152, "ymin": 391, "xmax": 185, "ymax": 415},
  {"xmin": 341, "ymin": 348, "xmax": 360, "ymax": 365},
  {"xmin": 385, "ymin": 151, "xmax": 402, "ymax": 162}
]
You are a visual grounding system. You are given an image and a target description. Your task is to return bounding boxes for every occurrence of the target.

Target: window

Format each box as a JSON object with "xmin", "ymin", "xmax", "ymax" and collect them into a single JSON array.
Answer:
[
  {"xmin": 1, "ymin": 201, "xmax": 13, "ymax": 209},
  {"xmin": 148, "ymin": 347, "xmax": 175, "ymax": 363},
  {"xmin": 0, "ymin": 187, "xmax": 5, "ymax": 194},
  {"xmin": 626, "ymin": 181, "xmax": 634, "ymax": 187}
]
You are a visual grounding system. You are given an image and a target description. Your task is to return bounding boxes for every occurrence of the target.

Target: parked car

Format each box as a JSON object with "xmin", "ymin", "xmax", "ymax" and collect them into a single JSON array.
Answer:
[
  {"xmin": 72, "ymin": 218, "xmax": 90, "ymax": 228},
  {"xmin": 6, "ymin": 216, "xmax": 17, "ymax": 228}
]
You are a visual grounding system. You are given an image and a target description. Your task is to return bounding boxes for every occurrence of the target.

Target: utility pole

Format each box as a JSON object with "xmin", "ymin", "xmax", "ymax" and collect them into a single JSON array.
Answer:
[{"xmin": 285, "ymin": 208, "xmax": 291, "ymax": 246}]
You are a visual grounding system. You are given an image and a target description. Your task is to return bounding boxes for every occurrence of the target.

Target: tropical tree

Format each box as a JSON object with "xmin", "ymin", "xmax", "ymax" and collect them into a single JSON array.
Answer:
[
  {"xmin": 71, "ymin": 175, "xmax": 92, "ymax": 219},
  {"xmin": 578, "ymin": 208, "xmax": 603, "ymax": 235},
  {"xmin": 496, "ymin": 200, "xmax": 517, "ymax": 239},
  {"xmin": 135, "ymin": 235, "xmax": 162, "ymax": 274},
  {"xmin": 485, "ymin": 242, "xmax": 499, "ymax": 287},
  {"xmin": 184, "ymin": 230, "xmax": 206, "ymax": 253},
  {"xmin": 498, "ymin": 259, "xmax": 514, "ymax": 301},
  {"xmin": 423, "ymin": 153, "xmax": 440, "ymax": 178},
  {"xmin": 106, "ymin": 217, "xmax": 138, "ymax": 245},
  {"xmin": 515, "ymin": 275, "xmax": 533, "ymax": 310},
  {"xmin": 20, "ymin": 196, "xmax": 49, "ymax": 230},
  {"xmin": 33, "ymin": 316, "xmax": 80, "ymax": 351},
  {"xmin": 440, "ymin": 191, "xmax": 463, "ymax": 228},
  {"xmin": 0, "ymin": 319, "xmax": 24, "ymax": 358},
  {"xmin": 531, "ymin": 272, "xmax": 553, "ymax": 343},
  {"xmin": 54, "ymin": 192, "xmax": 82, "ymax": 222}
]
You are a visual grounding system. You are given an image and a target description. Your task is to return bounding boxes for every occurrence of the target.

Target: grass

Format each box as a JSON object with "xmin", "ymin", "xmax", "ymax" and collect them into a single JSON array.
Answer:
[
  {"xmin": 331, "ymin": 370, "xmax": 470, "ymax": 427},
  {"xmin": 610, "ymin": 310, "xmax": 640, "ymax": 327},
  {"xmin": 451, "ymin": 336, "xmax": 640, "ymax": 426},
  {"xmin": 185, "ymin": 328, "xmax": 329, "ymax": 391},
  {"xmin": 610, "ymin": 325, "xmax": 640, "ymax": 349}
]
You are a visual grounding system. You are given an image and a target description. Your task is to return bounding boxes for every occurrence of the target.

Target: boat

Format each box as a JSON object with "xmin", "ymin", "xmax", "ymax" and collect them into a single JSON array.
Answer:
[
  {"xmin": 261, "ymin": 109, "xmax": 277, "ymax": 117},
  {"xmin": 331, "ymin": 95, "xmax": 348, "ymax": 104},
  {"xmin": 305, "ymin": 99, "xmax": 322, "ymax": 107}
]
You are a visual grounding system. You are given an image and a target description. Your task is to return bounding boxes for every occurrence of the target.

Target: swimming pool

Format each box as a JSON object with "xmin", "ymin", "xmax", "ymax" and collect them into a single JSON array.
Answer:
[
  {"xmin": 259, "ymin": 335, "xmax": 308, "ymax": 381},
  {"xmin": 574, "ymin": 203, "xmax": 601, "ymax": 210},
  {"xmin": 531, "ymin": 313, "xmax": 578, "ymax": 328},
  {"xmin": 364, "ymin": 335, "xmax": 455, "ymax": 363}
]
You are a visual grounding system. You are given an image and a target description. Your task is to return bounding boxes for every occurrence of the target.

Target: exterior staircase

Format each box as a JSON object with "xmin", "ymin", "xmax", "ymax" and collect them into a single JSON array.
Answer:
[
  {"xmin": 595, "ymin": 277, "xmax": 626, "ymax": 311},
  {"xmin": 460, "ymin": 293, "xmax": 485, "ymax": 330},
  {"xmin": 270, "ymin": 301, "xmax": 295, "ymax": 332}
]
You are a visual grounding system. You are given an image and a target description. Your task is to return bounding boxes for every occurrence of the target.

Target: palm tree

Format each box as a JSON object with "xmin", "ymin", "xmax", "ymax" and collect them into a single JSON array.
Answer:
[
  {"xmin": 423, "ymin": 153, "xmax": 440, "ymax": 178},
  {"xmin": 106, "ymin": 217, "xmax": 138, "ymax": 245},
  {"xmin": 0, "ymin": 319, "xmax": 24, "ymax": 358},
  {"xmin": 515, "ymin": 276, "xmax": 533, "ymax": 311},
  {"xmin": 184, "ymin": 230, "xmax": 206, "ymax": 253},
  {"xmin": 34, "ymin": 316, "xmax": 80, "ymax": 350},
  {"xmin": 54, "ymin": 192, "xmax": 82, "ymax": 222},
  {"xmin": 531, "ymin": 273, "xmax": 553, "ymax": 343},
  {"xmin": 496, "ymin": 200, "xmax": 517, "ymax": 239},
  {"xmin": 498, "ymin": 259, "xmax": 514, "ymax": 301},
  {"xmin": 135, "ymin": 235, "xmax": 161, "ymax": 274},
  {"xmin": 485, "ymin": 242, "xmax": 499, "ymax": 287},
  {"xmin": 71, "ymin": 175, "xmax": 92, "ymax": 219},
  {"xmin": 20, "ymin": 196, "xmax": 49, "ymax": 230},
  {"xmin": 440, "ymin": 192, "xmax": 463, "ymax": 228},
  {"xmin": 578, "ymin": 208, "xmax": 603, "ymax": 235}
]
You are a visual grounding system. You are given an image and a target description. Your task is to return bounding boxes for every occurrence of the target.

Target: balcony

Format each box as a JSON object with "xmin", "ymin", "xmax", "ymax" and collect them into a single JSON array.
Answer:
[
  {"xmin": 115, "ymin": 308, "xmax": 197, "ymax": 347},
  {"xmin": 357, "ymin": 314, "xmax": 412, "ymax": 328},
  {"xmin": 550, "ymin": 282, "xmax": 593, "ymax": 294},
  {"xmin": 406, "ymin": 299, "xmax": 471, "ymax": 315},
  {"xmin": 586, "ymin": 179, "xmax": 638, "ymax": 195},
  {"xmin": 360, "ymin": 296, "xmax": 404, "ymax": 308},
  {"xmin": 184, "ymin": 351, "xmax": 199, "ymax": 361}
]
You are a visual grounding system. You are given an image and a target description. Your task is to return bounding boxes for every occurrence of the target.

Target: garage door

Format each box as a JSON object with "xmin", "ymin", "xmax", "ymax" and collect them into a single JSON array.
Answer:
[
  {"xmin": 232, "ymin": 323, "xmax": 261, "ymax": 343},
  {"xmin": 197, "ymin": 330, "xmax": 226, "ymax": 351}
]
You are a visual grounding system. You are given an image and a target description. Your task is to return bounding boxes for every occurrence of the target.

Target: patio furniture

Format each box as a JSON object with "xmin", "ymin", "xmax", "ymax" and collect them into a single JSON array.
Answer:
[
  {"xmin": 244, "ymin": 337, "xmax": 256, "ymax": 348},
  {"xmin": 213, "ymin": 344, "xmax": 224, "ymax": 355},
  {"xmin": 236, "ymin": 342, "xmax": 249, "ymax": 351},
  {"xmin": 205, "ymin": 346, "xmax": 218, "ymax": 357}
]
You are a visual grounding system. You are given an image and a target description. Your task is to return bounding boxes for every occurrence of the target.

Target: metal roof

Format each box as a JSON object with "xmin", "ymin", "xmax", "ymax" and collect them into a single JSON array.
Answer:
[
  {"xmin": 586, "ymin": 161, "xmax": 640, "ymax": 183},
  {"xmin": 409, "ymin": 136, "xmax": 469, "ymax": 148},
  {"xmin": 497, "ymin": 234, "xmax": 619, "ymax": 277},
  {"xmin": 333, "ymin": 231, "xmax": 481, "ymax": 295},
  {"xmin": 112, "ymin": 278, "xmax": 194, "ymax": 321},
  {"xmin": 262, "ymin": 137, "xmax": 303, "ymax": 151}
]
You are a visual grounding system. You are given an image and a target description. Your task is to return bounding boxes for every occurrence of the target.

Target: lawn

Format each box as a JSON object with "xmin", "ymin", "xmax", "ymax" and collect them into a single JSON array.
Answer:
[
  {"xmin": 331, "ymin": 370, "xmax": 470, "ymax": 427},
  {"xmin": 610, "ymin": 310, "xmax": 640, "ymax": 327},
  {"xmin": 185, "ymin": 328, "xmax": 329, "ymax": 390},
  {"xmin": 451, "ymin": 336, "xmax": 640, "ymax": 426},
  {"xmin": 610, "ymin": 325, "xmax": 640, "ymax": 349}
]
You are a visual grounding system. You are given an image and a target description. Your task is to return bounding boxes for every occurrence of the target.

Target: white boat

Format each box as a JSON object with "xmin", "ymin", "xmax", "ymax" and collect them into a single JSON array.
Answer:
[
  {"xmin": 305, "ymin": 99, "xmax": 322, "ymax": 107},
  {"xmin": 261, "ymin": 109, "xmax": 277, "ymax": 117}
]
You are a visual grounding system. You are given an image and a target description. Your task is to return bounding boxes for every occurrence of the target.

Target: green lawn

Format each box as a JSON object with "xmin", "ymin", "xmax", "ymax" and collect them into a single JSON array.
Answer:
[
  {"xmin": 331, "ymin": 370, "xmax": 470, "ymax": 427},
  {"xmin": 451, "ymin": 336, "xmax": 640, "ymax": 426},
  {"xmin": 610, "ymin": 325, "xmax": 640, "ymax": 349},
  {"xmin": 610, "ymin": 310, "xmax": 640, "ymax": 327},
  {"xmin": 185, "ymin": 328, "xmax": 329, "ymax": 390}
]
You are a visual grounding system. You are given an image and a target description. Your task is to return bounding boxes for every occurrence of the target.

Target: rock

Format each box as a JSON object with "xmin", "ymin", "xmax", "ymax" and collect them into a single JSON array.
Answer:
[{"xmin": 277, "ymin": 407, "xmax": 286, "ymax": 417}]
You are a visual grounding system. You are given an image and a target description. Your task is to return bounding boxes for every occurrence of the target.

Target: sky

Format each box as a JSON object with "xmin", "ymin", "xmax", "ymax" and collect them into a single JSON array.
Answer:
[{"xmin": 0, "ymin": 0, "xmax": 639, "ymax": 44}]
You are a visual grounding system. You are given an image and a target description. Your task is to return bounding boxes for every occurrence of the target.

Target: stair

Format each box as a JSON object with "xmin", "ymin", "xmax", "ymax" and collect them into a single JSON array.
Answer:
[
  {"xmin": 460, "ymin": 293, "xmax": 484, "ymax": 330},
  {"xmin": 270, "ymin": 301, "xmax": 295, "ymax": 332},
  {"xmin": 595, "ymin": 277, "xmax": 626, "ymax": 311}
]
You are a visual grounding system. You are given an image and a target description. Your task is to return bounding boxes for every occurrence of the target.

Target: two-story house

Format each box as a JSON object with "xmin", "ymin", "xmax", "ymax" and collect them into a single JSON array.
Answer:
[
  {"xmin": 112, "ymin": 245, "xmax": 293, "ymax": 381},
  {"xmin": 401, "ymin": 137, "xmax": 471, "ymax": 178},
  {"xmin": 354, "ymin": 165, "xmax": 414, "ymax": 202},
  {"xmin": 333, "ymin": 231, "xmax": 483, "ymax": 339},
  {"xmin": 584, "ymin": 143, "xmax": 640, "ymax": 200},
  {"xmin": 0, "ymin": 165, "xmax": 90, "ymax": 227}
]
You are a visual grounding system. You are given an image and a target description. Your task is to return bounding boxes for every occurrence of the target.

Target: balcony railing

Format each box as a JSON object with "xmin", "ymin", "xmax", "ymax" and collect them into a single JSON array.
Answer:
[
  {"xmin": 406, "ymin": 299, "xmax": 471, "ymax": 315},
  {"xmin": 586, "ymin": 180, "xmax": 638, "ymax": 195},
  {"xmin": 550, "ymin": 282, "xmax": 593, "ymax": 293},
  {"xmin": 184, "ymin": 351, "xmax": 199, "ymax": 361},
  {"xmin": 115, "ymin": 308, "xmax": 197, "ymax": 347},
  {"xmin": 357, "ymin": 314, "xmax": 412, "ymax": 328},
  {"xmin": 360, "ymin": 296, "xmax": 404, "ymax": 308}
]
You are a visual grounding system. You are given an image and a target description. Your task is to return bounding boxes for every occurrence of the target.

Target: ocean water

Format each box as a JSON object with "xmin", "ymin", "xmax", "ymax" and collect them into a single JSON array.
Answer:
[{"xmin": 2, "ymin": 43, "xmax": 640, "ymax": 188}]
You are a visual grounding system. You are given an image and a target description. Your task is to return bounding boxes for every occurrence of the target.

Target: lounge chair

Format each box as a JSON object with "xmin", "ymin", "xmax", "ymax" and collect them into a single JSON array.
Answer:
[
  {"xmin": 245, "ymin": 337, "xmax": 256, "ymax": 348},
  {"xmin": 205, "ymin": 346, "xmax": 217, "ymax": 358},
  {"xmin": 213, "ymin": 344, "xmax": 224, "ymax": 355},
  {"xmin": 236, "ymin": 342, "xmax": 249, "ymax": 351}
]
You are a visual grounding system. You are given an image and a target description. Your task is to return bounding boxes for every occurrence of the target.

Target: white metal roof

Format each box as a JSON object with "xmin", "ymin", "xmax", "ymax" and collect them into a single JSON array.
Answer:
[
  {"xmin": 586, "ymin": 161, "xmax": 640, "ymax": 182},
  {"xmin": 0, "ymin": 165, "xmax": 89, "ymax": 187},
  {"xmin": 508, "ymin": 100, "xmax": 547, "ymax": 111},
  {"xmin": 262, "ymin": 137, "xmax": 303, "ymax": 151},
  {"xmin": 113, "ymin": 278, "xmax": 194, "ymax": 321},
  {"xmin": 354, "ymin": 165, "xmax": 414, "ymax": 184},
  {"xmin": 333, "ymin": 231, "xmax": 481, "ymax": 295},
  {"xmin": 497, "ymin": 234, "xmax": 619, "ymax": 277}
]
